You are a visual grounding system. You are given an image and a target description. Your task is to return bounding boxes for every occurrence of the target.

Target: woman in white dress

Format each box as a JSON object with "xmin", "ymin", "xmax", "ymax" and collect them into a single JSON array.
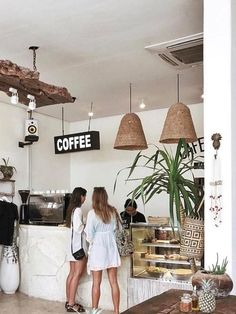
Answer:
[
  {"xmin": 85, "ymin": 187, "xmax": 121, "ymax": 314},
  {"xmin": 65, "ymin": 187, "xmax": 87, "ymax": 313}
]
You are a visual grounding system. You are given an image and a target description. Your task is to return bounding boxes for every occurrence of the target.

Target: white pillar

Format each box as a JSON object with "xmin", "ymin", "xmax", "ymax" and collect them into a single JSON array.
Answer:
[{"xmin": 204, "ymin": 0, "xmax": 236, "ymax": 293}]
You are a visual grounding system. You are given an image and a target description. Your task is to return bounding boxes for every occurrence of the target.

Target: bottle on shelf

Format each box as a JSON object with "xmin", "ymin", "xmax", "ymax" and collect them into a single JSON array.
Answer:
[{"xmin": 191, "ymin": 285, "xmax": 199, "ymax": 311}]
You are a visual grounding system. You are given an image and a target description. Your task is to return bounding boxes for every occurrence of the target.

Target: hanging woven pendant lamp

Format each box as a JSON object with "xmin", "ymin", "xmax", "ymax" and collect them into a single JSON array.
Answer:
[
  {"xmin": 114, "ymin": 84, "xmax": 147, "ymax": 150},
  {"xmin": 160, "ymin": 75, "xmax": 197, "ymax": 144}
]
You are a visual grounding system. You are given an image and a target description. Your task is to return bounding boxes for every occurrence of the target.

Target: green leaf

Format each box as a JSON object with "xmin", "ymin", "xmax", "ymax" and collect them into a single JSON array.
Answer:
[
  {"xmin": 127, "ymin": 151, "xmax": 142, "ymax": 179},
  {"xmin": 2, "ymin": 158, "xmax": 9, "ymax": 166},
  {"xmin": 114, "ymin": 138, "xmax": 200, "ymax": 233},
  {"xmin": 174, "ymin": 184, "xmax": 181, "ymax": 229},
  {"xmin": 113, "ymin": 166, "xmax": 131, "ymax": 193},
  {"xmin": 178, "ymin": 183, "xmax": 194, "ymax": 216}
]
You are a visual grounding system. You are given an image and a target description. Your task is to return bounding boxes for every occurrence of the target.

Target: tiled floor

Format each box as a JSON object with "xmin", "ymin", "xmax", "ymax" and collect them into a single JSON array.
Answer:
[{"xmin": 0, "ymin": 291, "xmax": 113, "ymax": 314}]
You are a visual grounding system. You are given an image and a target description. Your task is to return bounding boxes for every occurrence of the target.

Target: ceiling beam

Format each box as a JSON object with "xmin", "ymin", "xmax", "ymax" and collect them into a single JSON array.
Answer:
[{"xmin": 0, "ymin": 60, "xmax": 75, "ymax": 107}]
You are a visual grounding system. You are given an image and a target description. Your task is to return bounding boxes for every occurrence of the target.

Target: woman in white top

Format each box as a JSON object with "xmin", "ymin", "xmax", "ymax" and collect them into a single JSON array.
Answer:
[
  {"xmin": 65, "ymin": 187, "xmax": 87, "ymax": 313},
  {"xmin": 85, "ymin": 187, "xmax": 121, "ymax": 314}
]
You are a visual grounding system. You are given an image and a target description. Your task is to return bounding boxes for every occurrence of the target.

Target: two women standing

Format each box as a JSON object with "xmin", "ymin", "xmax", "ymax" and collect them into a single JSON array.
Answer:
[{"xmin": 66, "ymin": 187, "xmax": 121, "ymax": 314}]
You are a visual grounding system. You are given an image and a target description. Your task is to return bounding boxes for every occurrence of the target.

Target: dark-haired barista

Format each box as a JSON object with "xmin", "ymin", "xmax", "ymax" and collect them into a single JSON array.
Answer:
[{"xmin": 120, "ymin": 199, "xmax": 146, "ymax": 229}]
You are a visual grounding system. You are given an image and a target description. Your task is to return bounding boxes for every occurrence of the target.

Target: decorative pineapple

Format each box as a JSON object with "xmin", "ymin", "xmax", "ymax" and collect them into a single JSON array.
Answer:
[{"xmin": 199, "ymin": 279, "xmax": 216, "ymax": 313}]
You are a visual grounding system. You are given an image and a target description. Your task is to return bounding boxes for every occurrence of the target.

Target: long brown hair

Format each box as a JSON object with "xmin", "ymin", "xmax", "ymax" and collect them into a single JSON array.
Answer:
[
  {"xmin": 65, "ymin": 187, "xmax": 87, "ymax": 227},
  {"xmin": 92, "ymin": 187, "xmax": 116, "ymax": 223}
]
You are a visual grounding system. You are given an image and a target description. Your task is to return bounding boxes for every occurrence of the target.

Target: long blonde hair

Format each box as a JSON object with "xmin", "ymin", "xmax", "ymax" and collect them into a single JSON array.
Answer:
[{"xmin": 92, "ymin": 187, "xmax": 116, "ymax": 223}]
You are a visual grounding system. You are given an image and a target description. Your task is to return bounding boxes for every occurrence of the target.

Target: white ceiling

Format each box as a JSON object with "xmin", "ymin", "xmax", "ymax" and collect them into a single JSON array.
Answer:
[{"xmin": 0, "ymin": 0, "xmax": 203, "ymax": 121}]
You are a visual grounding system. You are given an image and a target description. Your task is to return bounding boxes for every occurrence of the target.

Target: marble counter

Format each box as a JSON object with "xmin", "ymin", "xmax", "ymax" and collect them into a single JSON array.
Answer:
[{"xmin": 19, "ymin": 225, "xmax": 130, "ymax": 311}]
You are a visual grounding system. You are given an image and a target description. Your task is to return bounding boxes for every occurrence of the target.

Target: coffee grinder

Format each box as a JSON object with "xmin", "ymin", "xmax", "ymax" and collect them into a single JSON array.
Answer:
[{"xmin": 19, "ymin": 190, "xmax": 30, "ymax": 224}]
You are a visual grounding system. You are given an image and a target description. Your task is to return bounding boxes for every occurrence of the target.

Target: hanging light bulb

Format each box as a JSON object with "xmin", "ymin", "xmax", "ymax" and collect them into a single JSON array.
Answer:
[
  {"xmin": 88, "ymin": 102, "xmax": 94, "ymax": 131},
  {"xmin": 27, "ymin": 94, "xmax": 36, "ymax": 111},
  {"xmin": 160, "ymin": 74, "xmax": 197, "ymax": 143},
  {"xmin": 114, "ymin": 84, "xmax": 147, "ymax": 150},
  {"xmin": 9, "ymin": 87, "xmax": 19, "ymax": 105},
  {"xmin": 139, "ymin": 99, "xmax": 146, "ymax": 109}
]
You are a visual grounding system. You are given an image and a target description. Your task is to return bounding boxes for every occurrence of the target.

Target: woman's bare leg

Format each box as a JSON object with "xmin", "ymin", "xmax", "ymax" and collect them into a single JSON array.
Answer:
[
  {"xmin": 68, "ymin": 257, "xmax": 87, "ymax": 305},
  {"xmin": 107, "ymin": 267, "xmax": 120, "ymax": 314},
  {"xmin": 91, "ymin": 270, "xmax": 103, "ymax": 309},
  {"xmin": 66, "ymin": 262, "xmax": 75, "ymax": 302}
]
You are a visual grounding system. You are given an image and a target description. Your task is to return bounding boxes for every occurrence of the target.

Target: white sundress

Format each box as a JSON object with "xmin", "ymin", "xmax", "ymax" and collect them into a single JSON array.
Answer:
[
  {"xmin": 84, "ymin": 209, "xmax": 121, "ymax": 274},
  {"xmin": 67, "ymin": 207, "xmax": 87, "ymax": 262}
]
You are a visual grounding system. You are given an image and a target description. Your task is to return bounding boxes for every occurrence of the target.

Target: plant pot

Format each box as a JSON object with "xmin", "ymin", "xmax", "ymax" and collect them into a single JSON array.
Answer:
[
  {"xmin": 0, "ymin": 245, "xmax": 19, "ymax": 294},
  {"xmin": 192, "ymin": 270, "xmax": 233, "ymax": 298},
  {"xmin": 0, "ymin": 166, "xmax": 14, "ymax": 180}
]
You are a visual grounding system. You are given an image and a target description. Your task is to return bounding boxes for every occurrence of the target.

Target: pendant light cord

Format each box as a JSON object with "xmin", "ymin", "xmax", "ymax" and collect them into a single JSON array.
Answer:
[
  {"xmin": 88, "ymin": 102, "xmax": 93, "ymax": 131},
  {"xmin": 177, "ymin": 73, "xmax": 180, "ymax": 103},
  {"xmin": 29, "ymin": 46, "xmax": 39, "ymax": 72},
  {"xmin": 62, "ymin": 107, "xmax": 65, "ymax": 135},
  {"xmin": 129, "ymin": 83, "xmax": 132, "ymax": 113}
]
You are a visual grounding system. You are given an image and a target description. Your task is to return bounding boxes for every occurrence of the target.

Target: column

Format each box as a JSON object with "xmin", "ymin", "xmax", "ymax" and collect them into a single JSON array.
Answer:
[{"xmin": 204, "ymin": 0, "xmax": 236, "ymax": 293}]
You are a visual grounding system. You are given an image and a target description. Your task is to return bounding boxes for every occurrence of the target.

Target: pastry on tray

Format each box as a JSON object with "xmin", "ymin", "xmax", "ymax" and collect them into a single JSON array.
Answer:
[
  {"xmin": 146, "ymin": 266, "xmax": 168, "ymax": 277},
  {"xmin": 170, "ymin": 269, "xmax": 193, "ymax": 280},
  {"xmin": 151, "ymin": 238, "xmax": 170, "ymax": 244},
  {"xmin": 169, "ymin": 239, "xmax": 180, "ymax": 244},
  {"xmin": 165, "ymin": 254, "xmax": 189, "ymax": 261},
  {"xmin": 145, "ymin": 253, "xmax": 165, "ymax": 259}
]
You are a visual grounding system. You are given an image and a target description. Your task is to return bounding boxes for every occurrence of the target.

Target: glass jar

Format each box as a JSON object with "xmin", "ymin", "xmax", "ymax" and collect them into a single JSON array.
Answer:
[{"xmin": 179, "ymin": 293, "xmax": 192, "ymax": 313}]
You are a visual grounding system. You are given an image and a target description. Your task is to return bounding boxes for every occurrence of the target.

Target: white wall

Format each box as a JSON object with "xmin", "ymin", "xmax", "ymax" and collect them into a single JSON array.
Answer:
[
  {"xmin": 0, "ymin": 100, "xmax": 203, "ymax": 216},
  {"xmin": 70, "ymin": 103, "xmax": 203, "ymax": 217},
  {"xmin": 30, "ymin": 111, "xmax": 70, "ymax": 193},
  {"xmin": 0, "ymin": 101, "xmax": 27, "ymax": 206},
  {"xmin": 0, "ymin": 101, "xmax": 70, "ymax": 206},
  {"xmin": 204, "ymin": 0, "xmax": 236, "ymax": 292},
  {"xmin": 0, "ymin": 99, "xmax": 203, "ymax": 216}
]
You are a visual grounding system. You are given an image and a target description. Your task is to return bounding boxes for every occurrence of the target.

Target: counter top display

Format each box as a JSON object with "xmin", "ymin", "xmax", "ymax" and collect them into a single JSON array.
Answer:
[
  {"xmin": 130, "ymin": 223, "xmax": 201, "ymax": 282},
  {"xmin": 19, "ymin": 224, "xmax": 130, "ymax": 311}
]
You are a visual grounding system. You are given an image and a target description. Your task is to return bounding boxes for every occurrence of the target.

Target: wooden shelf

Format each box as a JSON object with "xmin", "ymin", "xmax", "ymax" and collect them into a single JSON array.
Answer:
[
  {"xmin": 141, "ymin": 257, "xmax": 201, "ymax": 266},
  {"xmin": 142, "ymin": 242, "xmax": 180, "ymax": 248},
  {"xmin": 0, "ymin": 179, "xmax": 15, "ymax": 182}
]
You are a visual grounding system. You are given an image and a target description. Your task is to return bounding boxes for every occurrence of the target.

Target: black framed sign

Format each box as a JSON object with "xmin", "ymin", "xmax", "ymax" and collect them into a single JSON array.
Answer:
[{"xmin": 54, "ymin": 131, "xmax": 100, "ymax": 154}]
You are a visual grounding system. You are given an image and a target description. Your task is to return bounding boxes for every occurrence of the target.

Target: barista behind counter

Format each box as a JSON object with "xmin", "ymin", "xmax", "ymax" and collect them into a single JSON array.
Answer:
[{"xmin": 120, "ymin": 199, "xmax": 146, "ymax": 229}]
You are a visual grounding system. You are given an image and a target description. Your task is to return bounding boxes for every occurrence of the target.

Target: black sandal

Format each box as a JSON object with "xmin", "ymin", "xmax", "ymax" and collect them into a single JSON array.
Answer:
[
  {"xmin": 66, "ymin": 303, "xmax": 85, "ymax": 313},
  {"xmin": 66, "ymin": 304, "xmax": 79, "ymax": 313}
]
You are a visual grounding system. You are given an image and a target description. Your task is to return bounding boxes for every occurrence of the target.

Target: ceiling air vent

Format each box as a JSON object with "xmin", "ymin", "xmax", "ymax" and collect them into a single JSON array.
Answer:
[{"xmin": 145, "ymin": 33, "xmax": 203, "ymax": 69}]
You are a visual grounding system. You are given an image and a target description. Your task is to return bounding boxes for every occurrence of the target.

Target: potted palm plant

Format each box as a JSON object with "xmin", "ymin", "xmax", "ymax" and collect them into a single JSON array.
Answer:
[
  {"xmin": 114, "ymin": 139, "xmax": 200, "ymax": 233},
  {"xmin": 0, "ymin": 158, "xmax": 16, "ymax": 180}
]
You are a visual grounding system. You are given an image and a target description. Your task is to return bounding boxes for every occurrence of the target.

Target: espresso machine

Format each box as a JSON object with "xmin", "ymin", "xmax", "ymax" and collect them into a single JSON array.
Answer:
[{"xmin": 19, "ymin": 190, "xmax": 30, "ymax": 224}]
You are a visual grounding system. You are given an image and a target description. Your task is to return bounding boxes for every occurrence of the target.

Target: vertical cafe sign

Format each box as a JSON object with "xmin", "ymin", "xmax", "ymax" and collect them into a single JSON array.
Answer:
[{"xmin": 54, "ymin": 131, "xmax": 100, "ymax": 154}]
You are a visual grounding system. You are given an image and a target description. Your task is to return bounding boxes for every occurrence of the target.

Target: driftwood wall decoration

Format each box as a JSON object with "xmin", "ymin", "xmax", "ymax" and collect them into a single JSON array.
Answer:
[{"xmin": 0, "ymin": 60, "xmax": 75, "ymax": 107}]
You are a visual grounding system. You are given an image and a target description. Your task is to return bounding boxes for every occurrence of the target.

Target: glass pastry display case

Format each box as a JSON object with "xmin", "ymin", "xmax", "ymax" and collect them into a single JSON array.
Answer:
[{"xmin": 130, "ymin": 223, "xmax": 201, "ymax": 281}]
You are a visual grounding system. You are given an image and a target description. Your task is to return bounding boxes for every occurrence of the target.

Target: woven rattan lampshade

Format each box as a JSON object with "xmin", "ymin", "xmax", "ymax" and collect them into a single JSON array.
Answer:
[
  {"xmin": 160, "ymin": 102, "xmax": 197, "ymax": 143},
  {"xmin": 114, "ymin": 112, "xmax": 148, "ymax": 150}
]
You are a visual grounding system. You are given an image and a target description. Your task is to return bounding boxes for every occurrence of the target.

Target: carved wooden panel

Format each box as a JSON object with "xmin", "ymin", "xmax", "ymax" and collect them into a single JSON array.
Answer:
[{"xmin": 0, "ymin": 60, "xmax": 75, "ymax": 107}]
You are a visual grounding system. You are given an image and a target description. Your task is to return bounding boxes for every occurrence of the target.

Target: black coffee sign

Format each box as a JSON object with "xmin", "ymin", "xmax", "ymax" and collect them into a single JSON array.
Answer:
[
  {"xmin": 54, "ymin": 131, "xmax": 100, "ymax": 154},
  {"xmin": 182, "ymin": 137, "xmax": 204, "ymax": 159}
]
